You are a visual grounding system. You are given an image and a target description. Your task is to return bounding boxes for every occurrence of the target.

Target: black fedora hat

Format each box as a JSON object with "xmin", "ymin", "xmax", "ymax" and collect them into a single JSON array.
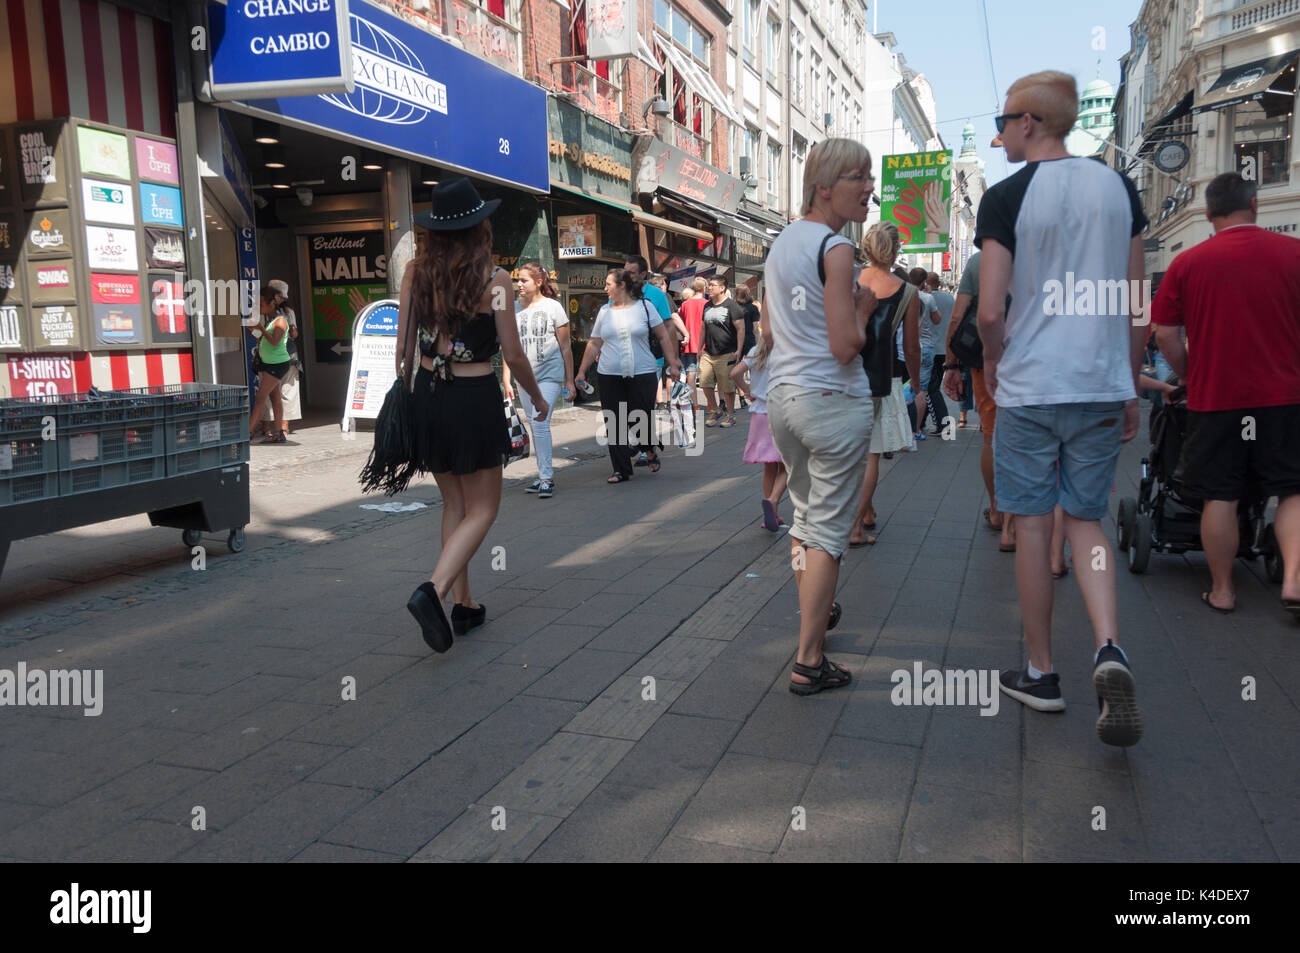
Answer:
[{"xmin": 415, "ymin": 177, "xmax": 501, "ymax": 231}]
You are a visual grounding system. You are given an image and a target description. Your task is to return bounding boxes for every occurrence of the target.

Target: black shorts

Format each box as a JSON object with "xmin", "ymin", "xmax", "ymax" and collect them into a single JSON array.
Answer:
[
  {"xmin": 1176, "ymin": 404, "xmax": 1300, "ymax": 501},
  {"xmin": 260, "ymin": 360, "xmax": 292, "ymax": 380}
]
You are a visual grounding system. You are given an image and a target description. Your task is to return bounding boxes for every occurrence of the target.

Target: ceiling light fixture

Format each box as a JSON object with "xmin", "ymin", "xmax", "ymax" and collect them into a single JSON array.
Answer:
[{"xmin": 253, "ymin": 119, "xmax": 281, "ymax": 145}]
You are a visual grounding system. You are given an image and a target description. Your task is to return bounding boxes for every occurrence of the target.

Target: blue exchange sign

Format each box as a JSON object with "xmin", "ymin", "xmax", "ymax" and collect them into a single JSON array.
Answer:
[
  {"xmin": 359, "ymin": 302, "xmax": 398, "ymax": 336},
  {"xmin": 208, "ymin": 0, "xmax": 354, "ymax": 100},
  {"xmin": 236, "ymin": 0, "xmax": 548, "ymax": 194}
]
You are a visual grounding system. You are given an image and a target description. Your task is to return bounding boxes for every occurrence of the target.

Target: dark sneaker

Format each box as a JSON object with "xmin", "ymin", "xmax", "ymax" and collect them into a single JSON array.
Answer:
[
  {"xmin": 537, "ymin": 480, "xmax": 554, "ymax": 498},
  {"xmin": 999, "ymin": 668, "xmax": 1065, "ymax": 712},
  {"xmin": 525, "ymin": 480, "xmax": 543, "ymax": 493},
  {"xmin": 1093, "ymin": 640, "xmax": 1143, "ymax": 747}
]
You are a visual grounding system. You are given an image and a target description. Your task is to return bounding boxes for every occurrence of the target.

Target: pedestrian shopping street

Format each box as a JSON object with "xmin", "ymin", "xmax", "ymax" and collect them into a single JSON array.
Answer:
[{"xmin": 0, "ymin": 399, "xmax": 1294, "ymax": 862}]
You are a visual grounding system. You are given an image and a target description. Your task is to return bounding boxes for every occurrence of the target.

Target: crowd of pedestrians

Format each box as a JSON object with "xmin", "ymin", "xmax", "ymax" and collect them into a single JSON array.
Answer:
[{"xmin": 390, "ymin": 72, "xmax": 1298, "ymax": 758}]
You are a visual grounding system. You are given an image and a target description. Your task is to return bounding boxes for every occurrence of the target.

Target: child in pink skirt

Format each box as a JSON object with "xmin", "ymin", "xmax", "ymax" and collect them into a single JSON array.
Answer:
[{"xmin": 731, "ymin": 334, "xmax": 787, "ymax": 532}]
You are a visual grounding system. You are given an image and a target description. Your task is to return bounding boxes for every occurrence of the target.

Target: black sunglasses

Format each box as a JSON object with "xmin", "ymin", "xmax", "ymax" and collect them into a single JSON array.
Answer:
[{"xmin": 994, "ymin": 112, "xmax": 1043, "ymax": 133}]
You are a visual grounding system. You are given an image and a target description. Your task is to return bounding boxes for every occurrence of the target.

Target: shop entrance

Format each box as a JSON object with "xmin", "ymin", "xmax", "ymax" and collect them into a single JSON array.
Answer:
[{"xmin": 202, "ymin": 185, "xmax": 248, "ymax": 388}]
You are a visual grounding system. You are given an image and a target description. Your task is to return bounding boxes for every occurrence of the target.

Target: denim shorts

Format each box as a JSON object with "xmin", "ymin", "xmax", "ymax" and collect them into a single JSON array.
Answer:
[
  {"xmin": 680, "ymin": 352, "xmax": 700, "ymax": 373},
  {"xmin": 994, "ymin": 401, "xmax": 1125, "ymax": 519}
]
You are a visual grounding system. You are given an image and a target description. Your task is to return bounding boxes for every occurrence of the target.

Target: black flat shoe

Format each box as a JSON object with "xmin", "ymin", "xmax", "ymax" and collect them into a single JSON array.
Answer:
[
  {"xmin": 451, "ymin": 602, "xmax": 486, "ymax": 635},
  {"xmin": 408, "ymin": 582, "xmax": 453, "ymax": 653}
]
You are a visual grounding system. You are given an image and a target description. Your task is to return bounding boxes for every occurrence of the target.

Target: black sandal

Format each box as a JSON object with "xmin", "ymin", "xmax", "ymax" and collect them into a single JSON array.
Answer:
[
  {"xmin": 607, "ymin": 473, "xmax": 630, "ymax": 484},
  {"xmin": 827, "ymin": 601, "xmax": 842, "ymax": 631},
  {"xmin": 789, "ymin": 655, "xmax": 853, "ymax": 696},
  {"xmin": 647, "ymin": 453, "xmax": 661, "ymax": 473}
]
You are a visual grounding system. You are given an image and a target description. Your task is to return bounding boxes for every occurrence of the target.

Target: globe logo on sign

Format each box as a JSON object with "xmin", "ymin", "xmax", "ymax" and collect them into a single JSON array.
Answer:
[{"xmin": 320, "ymin": 14, "xmax": 448, "ymax": 125}]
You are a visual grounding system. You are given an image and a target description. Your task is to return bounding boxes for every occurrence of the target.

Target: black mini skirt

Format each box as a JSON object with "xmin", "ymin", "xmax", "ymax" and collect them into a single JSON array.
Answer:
[{"xmin": 411, "ymin": 367, "xmax": 511, "ymax": 475}]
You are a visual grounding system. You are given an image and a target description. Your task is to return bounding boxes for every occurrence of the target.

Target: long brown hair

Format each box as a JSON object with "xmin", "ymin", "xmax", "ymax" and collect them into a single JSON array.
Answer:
[
  {"xmin": 518, "ymin": 261, "xmax": 557, "ymax": 299},
  {"xmin": 410, "ymin": 220, "xmax": 494, "ymax": 339}
]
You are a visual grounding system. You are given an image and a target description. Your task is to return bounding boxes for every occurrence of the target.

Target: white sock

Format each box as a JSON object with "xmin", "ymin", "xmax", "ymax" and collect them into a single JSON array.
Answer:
[{"xmin": 1027, "ymin": 662, "xmax": 1050, "ymax": 679}]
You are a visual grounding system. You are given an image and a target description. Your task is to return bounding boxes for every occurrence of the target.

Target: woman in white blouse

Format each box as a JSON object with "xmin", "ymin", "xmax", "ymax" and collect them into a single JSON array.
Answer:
[{"xmin": 576, "ymin": 268, "xmax": 682, "ymax": 483}]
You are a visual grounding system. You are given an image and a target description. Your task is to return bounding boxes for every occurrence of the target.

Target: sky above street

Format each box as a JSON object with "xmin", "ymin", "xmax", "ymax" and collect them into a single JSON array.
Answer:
[{"xmin": 865, "ymin": 0, "xmax": 1142, "ymax": 182}]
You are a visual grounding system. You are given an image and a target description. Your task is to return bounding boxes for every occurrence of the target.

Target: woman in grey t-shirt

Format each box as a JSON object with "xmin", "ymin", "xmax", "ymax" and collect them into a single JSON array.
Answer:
[{"xmin": 503, "ymin": 263, "xmax": 575, "ymax": 498}]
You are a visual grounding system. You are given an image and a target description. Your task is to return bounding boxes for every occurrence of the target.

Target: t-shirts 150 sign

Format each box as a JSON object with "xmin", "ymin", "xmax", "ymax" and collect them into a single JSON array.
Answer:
[
  {"xmin": 880, "ymin": 150, "xmax": 952, "ymax": 252},
  {"xmin": 307, "ymin": 231, "xmax": 388, "ymax": 364}
]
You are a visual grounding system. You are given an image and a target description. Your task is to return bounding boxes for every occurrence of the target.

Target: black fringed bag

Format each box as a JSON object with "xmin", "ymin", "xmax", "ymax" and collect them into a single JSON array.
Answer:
[{"xmin": 359, "ymin": 308, "xmax": 421, "ymax": 495}]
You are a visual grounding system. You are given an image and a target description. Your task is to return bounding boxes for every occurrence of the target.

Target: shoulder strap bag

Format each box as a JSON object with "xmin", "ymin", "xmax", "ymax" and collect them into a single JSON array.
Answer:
[
  {"xmin": 947, "ymin": 293, "xmax": 983, "ymax": 370},
  {"xmin": 861, "ymin": 282, "xmax": 916, "ymax": 398}
]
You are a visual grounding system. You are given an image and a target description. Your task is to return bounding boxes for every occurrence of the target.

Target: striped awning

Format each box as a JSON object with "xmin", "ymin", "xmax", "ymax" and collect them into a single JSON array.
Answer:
[{"xmin": 0, "ymin": 0, "xmax": 176, "ymax": 136}]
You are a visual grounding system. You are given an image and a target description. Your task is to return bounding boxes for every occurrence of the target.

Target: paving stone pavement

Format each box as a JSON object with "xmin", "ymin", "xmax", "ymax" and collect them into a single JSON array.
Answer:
[{"xmin": 0, "ymin": 399, "xmax": 1296, "ymax": 862}]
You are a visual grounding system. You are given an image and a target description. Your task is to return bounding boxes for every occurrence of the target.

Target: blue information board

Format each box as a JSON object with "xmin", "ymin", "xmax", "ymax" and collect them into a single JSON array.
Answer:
[
  {"xmin": 208, "ymin": 0, "xmax": 354, "ymax": 100},
  {"xmin": 237, "ymin": 0, "xmax": 548, "ymax": 194}
]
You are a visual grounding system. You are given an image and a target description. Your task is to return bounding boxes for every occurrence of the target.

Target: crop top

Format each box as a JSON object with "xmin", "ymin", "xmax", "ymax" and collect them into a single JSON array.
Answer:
[{"xmin": 417, "ymin": 311, "xmax": 499, "ymax": 380}]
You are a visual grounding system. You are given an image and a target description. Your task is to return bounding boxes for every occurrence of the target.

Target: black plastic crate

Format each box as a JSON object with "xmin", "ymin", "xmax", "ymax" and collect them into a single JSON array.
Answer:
[
  {"xmin": 0, "ymin": 398, "xmax": 59, "ymax": 505},
  {"xmin": 56, "ymin": 414, "xmax": 167, "ymax": 496}
]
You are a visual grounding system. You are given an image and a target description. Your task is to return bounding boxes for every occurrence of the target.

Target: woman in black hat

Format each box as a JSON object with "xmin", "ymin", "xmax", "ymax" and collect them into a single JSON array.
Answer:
[{"xmin": 400, "ymin": 178, "xmax": 548, "ymax": 654}]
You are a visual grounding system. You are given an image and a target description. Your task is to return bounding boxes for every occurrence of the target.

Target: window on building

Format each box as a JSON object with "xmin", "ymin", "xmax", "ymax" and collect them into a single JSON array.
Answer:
[
  {"xmin": 654, "ymin": 44, "xmax": 714, "ymax": 162},
  {"xmin": 828, "ymin": 71, "xmax": 837, "ymax": 127},
  {"xmin": 765, "ymin": 17, "xmax": 781, "ymax": 87},
  {"xmin": 654, "ymin": 1, "xmax": 711, "ymax": 66},
  {"xmin": 767, "ymin": 139, "xmax": 782, "ymax": 208},
  {"xmin": 792, "ymin": 135, "xmax": 808, "ymax": 207},
  {"xmin": 745, "ymin": 126, "xmax": 761, "ymax": 179},
  {"xmin": 810, "ymin": 50, "xmax": 822, "ymax": 114},
  {"xmin": 791, "ymin": 28, "xmax": 805, "ymax": 109},
  {"xmin": 743, "ymin": 0, "xmax": 760, "ymax": 68},
  {"xmin": 1233, "ymin": 101, "xmax": 1291, "ymax": 187}
]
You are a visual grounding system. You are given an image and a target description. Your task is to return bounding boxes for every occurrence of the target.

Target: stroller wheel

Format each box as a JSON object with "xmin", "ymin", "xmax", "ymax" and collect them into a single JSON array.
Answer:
[
  {"xmin": 1128, "ymin": 512, "xmax": 1153, "ymax": 574},
  {"xmin": 1117, "ymin": 497, "xmax": 1137, "ymax": 552},
  {"xmin": 1264, "ymin": 523, "xmax": 1284, "ymax": 585}
]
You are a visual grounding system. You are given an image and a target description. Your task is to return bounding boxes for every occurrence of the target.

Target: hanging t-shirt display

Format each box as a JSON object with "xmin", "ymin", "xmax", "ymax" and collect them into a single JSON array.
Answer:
[{"xmin": 91, "ymin": 272, "xmax": 143, "ymax": 345}]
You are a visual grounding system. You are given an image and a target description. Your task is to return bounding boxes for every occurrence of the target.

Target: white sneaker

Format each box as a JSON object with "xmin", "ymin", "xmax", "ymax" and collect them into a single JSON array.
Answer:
[{"xmin": 906, "ymin": 441, "xmax": 920, "ymax": 453}]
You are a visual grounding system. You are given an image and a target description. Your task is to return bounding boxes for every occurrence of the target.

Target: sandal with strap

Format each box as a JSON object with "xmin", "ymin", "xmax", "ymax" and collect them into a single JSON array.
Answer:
[
  {"xmin": 789, "ymin": 655, "xmax": 853, "ymax": 696},
  {"xmin": 647, "ymin": 453, "xmax": 661, "ymax": 473},
  {"xmin": 827, "ymin": 601, "xmax": 842, "ymax": 631},
  {"xmin": 607, "ymin": 472, "xmax": 630, "ymax": 484}
]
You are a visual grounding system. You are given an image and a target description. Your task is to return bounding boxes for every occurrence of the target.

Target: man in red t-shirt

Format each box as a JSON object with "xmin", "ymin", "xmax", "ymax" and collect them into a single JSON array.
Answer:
[
  {"xmin": 678, "ymin": 276, "xmax": 708, "ymax": 406},
  {"xmin": 1152, "ymin": 172, "xmax": 1300, "ymax": 617}
]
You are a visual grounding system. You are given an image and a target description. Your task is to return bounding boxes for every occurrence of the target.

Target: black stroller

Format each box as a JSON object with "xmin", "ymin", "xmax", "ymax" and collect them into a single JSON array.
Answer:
[{"xmin": 1116, "ymin": 388, "xmax": 1284, "ymax": 580}]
